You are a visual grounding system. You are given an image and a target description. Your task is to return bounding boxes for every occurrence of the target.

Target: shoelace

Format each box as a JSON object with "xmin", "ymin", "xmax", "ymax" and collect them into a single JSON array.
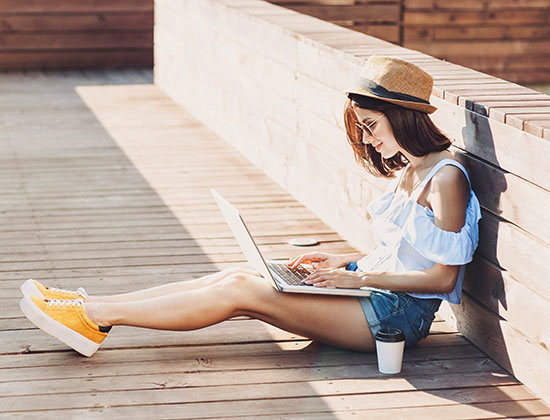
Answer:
[
  {"xmin": 48, "ymin": 286, "xmax": 88, "ymax": 300},
  {"xmin": 45, "ymin": 298, "xmax": 84, "ymax": 308}
]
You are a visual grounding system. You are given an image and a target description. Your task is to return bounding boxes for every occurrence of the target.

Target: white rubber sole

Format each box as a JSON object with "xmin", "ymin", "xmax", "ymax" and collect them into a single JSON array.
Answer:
[
  {"xmin": 19, "ymin": 296, "xmax": 100, "ymax": 357},
  {"xmin": 20, "ymin": 279, "xmax": 44, "ymax": 299}
]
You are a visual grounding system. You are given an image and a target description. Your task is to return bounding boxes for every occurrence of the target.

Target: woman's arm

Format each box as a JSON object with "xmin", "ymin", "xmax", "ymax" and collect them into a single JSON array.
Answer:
[
  {"xmin": 365, "ymin": 164, "xmax": 470, "ymax": 293},
  {"xmin": 305, "ymin": 163, "xmax": 470, "ymax": 293},
  {"xmin": 304, "ymin": 263, "xmax": 459, "ymax": 293},
  {"xmin": 360, "ymin": 263, "xmax": 459, "ymax": 294}
]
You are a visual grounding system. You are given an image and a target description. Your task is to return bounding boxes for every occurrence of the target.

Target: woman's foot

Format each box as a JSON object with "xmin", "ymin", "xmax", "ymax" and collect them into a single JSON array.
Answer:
[{"xmin": 19, "ymin": 296, "xmax": 110, "ymax": 357}]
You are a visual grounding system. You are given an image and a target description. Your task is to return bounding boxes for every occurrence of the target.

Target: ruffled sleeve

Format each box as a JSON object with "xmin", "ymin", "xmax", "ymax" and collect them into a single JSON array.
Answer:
[{"xmin": 402, "ymin": 190, "xmax": 482, "ymax": 265}]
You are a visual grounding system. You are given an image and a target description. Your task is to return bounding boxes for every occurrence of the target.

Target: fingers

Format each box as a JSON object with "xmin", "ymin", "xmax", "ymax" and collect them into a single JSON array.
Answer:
[
  {"xmin": 287, "ymin": 253, "xmax": 325, "ymax": 268},
  {"xmin": 302, "ymin": 268, "xmax": 335, "ymax": 285}
]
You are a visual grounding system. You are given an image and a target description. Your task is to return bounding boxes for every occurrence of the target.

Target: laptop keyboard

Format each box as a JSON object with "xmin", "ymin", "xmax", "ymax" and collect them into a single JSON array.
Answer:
[{"xmin": 267, "ymin": 262, "xmax": 311, "ymax": 286}]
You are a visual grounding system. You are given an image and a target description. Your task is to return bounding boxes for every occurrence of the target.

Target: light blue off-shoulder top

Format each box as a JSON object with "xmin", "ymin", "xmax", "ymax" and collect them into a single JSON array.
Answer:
[{"xmin": 356, "ymin": 159, "xmax": 482, "ymax": 304}]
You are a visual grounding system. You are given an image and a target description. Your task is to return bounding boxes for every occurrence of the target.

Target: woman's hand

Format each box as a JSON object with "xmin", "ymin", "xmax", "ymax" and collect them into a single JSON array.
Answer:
[
  {"xmin": 287, "ymin": 252, "xmax": 348, "ymax": 270},
  {"xmin": 303, "ymin": 268, "xmax": 364, "ymax": 289}
]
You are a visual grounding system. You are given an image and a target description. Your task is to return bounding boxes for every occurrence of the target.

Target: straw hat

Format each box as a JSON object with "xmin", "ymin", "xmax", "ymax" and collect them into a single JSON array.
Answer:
[{"xmin": 345, "ymin": 56, "xmax": 437, "ymax": 114}]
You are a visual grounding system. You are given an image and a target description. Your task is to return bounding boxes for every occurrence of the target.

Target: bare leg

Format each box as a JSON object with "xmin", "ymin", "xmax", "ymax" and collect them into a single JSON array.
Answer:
[
  {"xmin": 85, "ymin": 272, "xmax": 375, "ymax": 352},
  {"xmin": 87, "ymin": 267, "xmax": 258, "ymax": 303}
]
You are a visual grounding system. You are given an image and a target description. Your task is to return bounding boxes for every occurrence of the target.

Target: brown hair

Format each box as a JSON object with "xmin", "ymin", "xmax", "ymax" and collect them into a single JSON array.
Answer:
[{"xmin": 344, "ymin": 93, "xmax": 452, "ymax": 177}]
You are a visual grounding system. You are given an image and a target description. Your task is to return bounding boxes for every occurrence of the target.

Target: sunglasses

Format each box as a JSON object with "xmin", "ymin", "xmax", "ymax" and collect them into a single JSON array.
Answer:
[{"xmin": 354, "ymin": 113, "xmax": 384, "ymax": 138}]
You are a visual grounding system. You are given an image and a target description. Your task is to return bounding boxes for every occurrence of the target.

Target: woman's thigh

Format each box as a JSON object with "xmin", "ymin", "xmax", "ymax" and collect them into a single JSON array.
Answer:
[{"xmin": 231, "ymin": 274, "xmax": 375, "ymax": 352}]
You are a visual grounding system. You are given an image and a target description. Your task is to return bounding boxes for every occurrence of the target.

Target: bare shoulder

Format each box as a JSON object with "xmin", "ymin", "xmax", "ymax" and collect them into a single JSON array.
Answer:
[
  {"xmin": 427, "ymin": 161, "xmax": 470, "ymax": 232},
  {"xmin": 431, "ymin": 163, "xmax": 469, "ymax": 199}
]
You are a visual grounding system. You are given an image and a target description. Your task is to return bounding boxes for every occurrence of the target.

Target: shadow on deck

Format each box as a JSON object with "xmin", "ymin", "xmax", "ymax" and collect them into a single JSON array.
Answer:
[{"xmin": 0, "ymin": 70, "xmax": 548, "ymax": 419}]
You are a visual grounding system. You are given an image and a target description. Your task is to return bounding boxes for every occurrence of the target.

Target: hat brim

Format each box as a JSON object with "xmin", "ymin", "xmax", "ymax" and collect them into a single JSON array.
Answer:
[{"xmin": 345, "ymin": 87, "xmax": 437, "ymax": 114}]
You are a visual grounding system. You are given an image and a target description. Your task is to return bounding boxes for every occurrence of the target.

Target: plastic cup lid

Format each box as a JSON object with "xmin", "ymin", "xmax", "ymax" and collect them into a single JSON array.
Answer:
[
  {"xmin": 375, "ymin": 328, "xmax": 405, "ymax": 342},
  {"xmin": 287, "ymin": 238, "xmax": 319, "ymax": 246}
]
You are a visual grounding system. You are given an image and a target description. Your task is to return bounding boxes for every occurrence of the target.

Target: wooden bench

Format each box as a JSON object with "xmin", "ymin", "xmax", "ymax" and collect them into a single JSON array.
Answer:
[{"xmin": 155, "ymin": 0, "xmax": 550, "ymax": 405}]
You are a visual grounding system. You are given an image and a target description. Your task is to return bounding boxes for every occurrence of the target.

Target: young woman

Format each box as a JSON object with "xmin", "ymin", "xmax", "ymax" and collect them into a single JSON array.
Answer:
[{"xmin": 19, "ymin": 56, "xmax": 481, "ymax": 357}]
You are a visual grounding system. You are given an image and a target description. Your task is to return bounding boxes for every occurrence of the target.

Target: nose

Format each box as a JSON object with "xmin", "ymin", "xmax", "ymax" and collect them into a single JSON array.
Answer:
[{"xmin": 361, "ymin": 132, "xmax": 374, "ymax": 145}]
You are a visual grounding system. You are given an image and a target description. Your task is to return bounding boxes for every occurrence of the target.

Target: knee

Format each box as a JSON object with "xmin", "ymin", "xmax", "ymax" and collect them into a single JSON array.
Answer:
[{"xmin": 217, "ymin": 272, "xmax": 270, "ymax": 301}]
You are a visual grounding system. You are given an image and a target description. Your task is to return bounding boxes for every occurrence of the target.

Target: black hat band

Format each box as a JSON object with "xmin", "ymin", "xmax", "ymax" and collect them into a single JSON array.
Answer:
[{"xmin": 357, "ymin": 77, "xmax": 430, "ymax": 105}]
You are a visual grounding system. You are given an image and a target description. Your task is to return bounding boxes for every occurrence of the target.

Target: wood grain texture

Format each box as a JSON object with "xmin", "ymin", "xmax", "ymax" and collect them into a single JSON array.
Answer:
[{"xmin": 0, "ymin": 0, "xmax": 153, "ymax": 69}]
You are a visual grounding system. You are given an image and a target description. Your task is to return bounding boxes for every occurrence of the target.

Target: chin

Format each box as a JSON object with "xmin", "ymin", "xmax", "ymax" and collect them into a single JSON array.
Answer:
[{"xmin": 381, "ymin": 151, "xmax": 398, "ymax": 159}]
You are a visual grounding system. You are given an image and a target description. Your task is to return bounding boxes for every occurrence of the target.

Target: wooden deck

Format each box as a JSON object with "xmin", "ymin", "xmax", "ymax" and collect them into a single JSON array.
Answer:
[{"xmin": 1, "ymin": 70, "xmax": 549, "ymax": 419}]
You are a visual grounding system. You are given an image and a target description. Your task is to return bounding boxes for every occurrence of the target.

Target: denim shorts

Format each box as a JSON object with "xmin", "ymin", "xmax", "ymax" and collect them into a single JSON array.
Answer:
[{"xmin": 346, "ymin": 262, "xmax": 441, "ymax": 348}]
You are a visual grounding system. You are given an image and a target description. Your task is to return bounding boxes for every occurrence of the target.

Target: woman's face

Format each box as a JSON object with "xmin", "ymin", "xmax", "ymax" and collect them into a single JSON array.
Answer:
[{"xmin": 353, "ymin": 106, "xmax": 401, "ymax": 159}]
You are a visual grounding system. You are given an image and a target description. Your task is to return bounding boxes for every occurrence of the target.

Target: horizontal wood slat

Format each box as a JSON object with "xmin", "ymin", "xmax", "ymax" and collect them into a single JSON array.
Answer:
[
  {"xmin": 0, "ymin": 13, "xmax": 153, "ymax": 32},
  {"xmin": 0, "ymin": 0, "xmax": 153, "ymax": 13},
  {"xmin": 0, "ymin": 32, "xmax": 152, "ymax": 50},
  {"xmin": 269, "ymin": 0, "xmax": 550, "ymax": 84},
  {"xmin": 0, "ymin": 51, "xmax": 153, "ymax": 69},
  {"xmin": 279, "ymin": 4, "xmax": 400, "ymax": 22},
  {"xmin": 0, "ymin": 0, "xmax": 153, "ymax": 69}
]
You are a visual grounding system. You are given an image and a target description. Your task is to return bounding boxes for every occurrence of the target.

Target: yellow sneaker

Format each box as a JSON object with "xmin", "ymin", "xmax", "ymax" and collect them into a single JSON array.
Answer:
[
  {"xmin": 20, "ymin": 279, "xmax": 88, "ymax": 301},
  {"xmin": 19, "ymin": 296, "xmax": 110, "ymax": 357}
]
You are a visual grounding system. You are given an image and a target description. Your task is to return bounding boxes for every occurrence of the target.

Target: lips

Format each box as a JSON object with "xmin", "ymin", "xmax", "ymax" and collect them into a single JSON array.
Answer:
[{"xmin": 374, "ymin": 143, "xmax": 382, "ymax": 151}]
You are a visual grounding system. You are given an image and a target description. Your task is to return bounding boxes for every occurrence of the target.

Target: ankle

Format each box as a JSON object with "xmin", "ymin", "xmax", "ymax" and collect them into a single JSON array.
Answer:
[{"xmin": 84, "ymin": 302, "xmax": 111, "ymax": 327}]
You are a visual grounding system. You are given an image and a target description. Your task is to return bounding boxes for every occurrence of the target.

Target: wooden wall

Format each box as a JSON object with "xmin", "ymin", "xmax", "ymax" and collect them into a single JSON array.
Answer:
[
  {"xmin": 402, "ymin": 0, "xmax": 550, "ymax": 84},
  {"xmin": 155, "ymin": 0, "xmax": 550, "ymax": 404},
  {"xmin": 0, "ymin": 0, "xmax": 153, "ymax": 70},
  {"xmin": 268, "ymin": 0, "xmax": 402, "ymax": 43},
  {"xmin": 268, "ymin": 0, "xmax": 550, "ymax": 84}
]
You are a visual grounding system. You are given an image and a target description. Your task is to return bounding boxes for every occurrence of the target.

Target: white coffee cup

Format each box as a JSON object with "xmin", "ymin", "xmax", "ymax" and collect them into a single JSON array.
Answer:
[{"xmin": 375, "ymin": 328, "xmax": 406, "ymax": 374}]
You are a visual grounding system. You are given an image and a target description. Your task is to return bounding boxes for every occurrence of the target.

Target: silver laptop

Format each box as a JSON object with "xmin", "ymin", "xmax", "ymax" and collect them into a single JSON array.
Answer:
[{"xmin": 211, "ymin": 189, "xmax": 372, "ymax": 297}]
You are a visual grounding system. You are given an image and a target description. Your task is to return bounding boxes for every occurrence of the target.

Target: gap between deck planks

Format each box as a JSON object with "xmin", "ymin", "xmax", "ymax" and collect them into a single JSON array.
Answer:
[{"xmin": 0, "ymin": 70, "xmax": 548, "ymax": 418}]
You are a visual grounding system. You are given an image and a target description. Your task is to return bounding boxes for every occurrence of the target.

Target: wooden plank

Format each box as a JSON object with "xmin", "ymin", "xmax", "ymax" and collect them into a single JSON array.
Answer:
[
  {"xmin": 487, "ymin": 106, "xmax": 550, "ymax": 123},
  {"xmin": 348, "ymin": 0, "xmax": 550, "ymax": 9},
  {"xmin": 446, "ymin": 54, "xmax": 550, "ymax": 71},
  {"xmin": 345, "ymin": 23, "xmax": 400, "ymax": 43},
  {"xmin": 439, "ymin": 293, "xmax": 550, "ymax": 404},
  {"xmin": 524, "ymin": 119, "xmax": 550, "ymax": 137},
  {"xmin": 476, "ymin": 211, "xmax": 550, "ymax": 294},
  {"xmin": 2, "ymin": 384, "xmax": 535, "ymax": 414},
  {"xmin": 403, "ymin": 10, "xmax": 550, "ymax": 25},
  {"xmin": 463, "ymin": 255, "xmax": 550, "ymax": 349},
  {"xmin": 282, "ymin": 4, "xmax": 401, "ymax": 22},
  {"xmin": 404, "ymin": 40, "xmax": 550, "ymax": 56},
  {"xmin": 0, "ymin": 13, "xmax": 152, "ymax": 32},
  {"xmin": 435, "ymin": 25, "xmax": 550, "ymax": 41},
  {"xmin": 457, "ymin": 94, "xmax": 550, "ymax": 110},
  {"xmin": 404, "ymin": 24, "xmax": 550, "ymax": 41},
  {"xmin": 454, "ymin": 150, "xmax": 550, "ymax": 243},
  {"xmin": 473, "ymin": 101, "xmax": 550, "ymax": 118},
  {"xmin": 0, "ymin": 31, "xmax": 153, "ymax": 51},
  {"xmin": 430, "ymin": 96, "xmax": 550, "ymax": 190},
  {"xmin": 2, "ymin": 392, "xmax": 548, "ymax": 419},
  {"xmin": 0, "ymin": 50, "xmax": 153, "ymax": 69},
  {"xmin": 0, "ymin": 349, "xmax": 492, "ymax": 385},
  {"xmin": 0, "ymin": 370, "xmax": 515, "ymax": 401},
  {"xmin": 434, "ymin": 85, "xmax": 535, "ymax": 101},
  {"xmin": 0, "ymin": 0, "xmax": 153, "ymax": 13}
]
